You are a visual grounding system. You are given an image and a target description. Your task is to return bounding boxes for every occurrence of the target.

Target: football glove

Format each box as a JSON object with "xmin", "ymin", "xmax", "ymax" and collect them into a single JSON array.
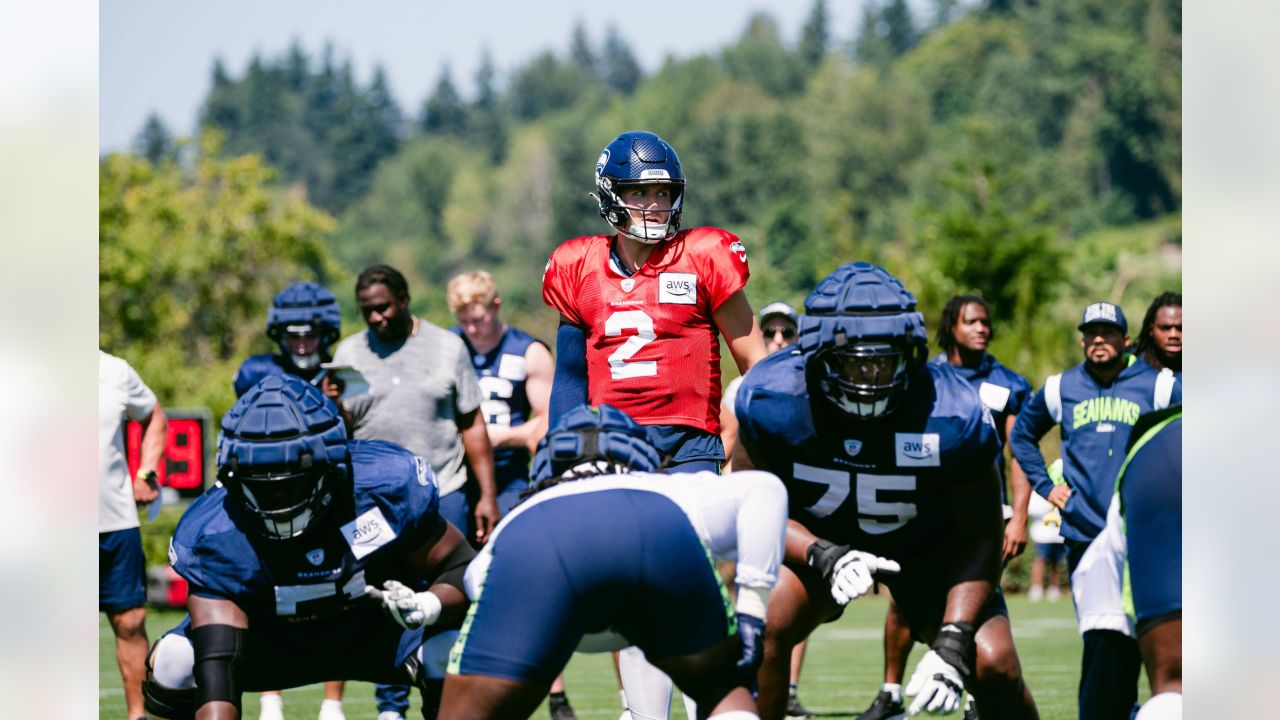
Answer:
[
  {"xmin": 734, "ymin": 613, "xmax": 765, "ymax": 679},
  {"xmin": 806, "ymin": 539, "xmax": 901, "ymax": 606},
  {"xmin": 366, "ymin": 580, "xmax": 442, "ymax": 630},
  {"xmin": 905, "ymin": 622, "xmax": 975, "ymax": 715}
]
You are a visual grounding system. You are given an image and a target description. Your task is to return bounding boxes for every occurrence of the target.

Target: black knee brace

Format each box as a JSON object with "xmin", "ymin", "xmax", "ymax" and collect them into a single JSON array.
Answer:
[
  {"xmin": 190, "ymin": 624, "xmax": 246, "ymax": 711},
  {"xmin": 142, "ymin": 676, "xmax": 198, "ymax": 720}
]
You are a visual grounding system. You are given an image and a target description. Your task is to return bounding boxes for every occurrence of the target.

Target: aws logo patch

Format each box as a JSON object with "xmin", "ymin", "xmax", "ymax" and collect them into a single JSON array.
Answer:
[
  {"xmin": 658, "ymin": 272, "xmax": 697, "ymax": 304},
  {"xmin": 895, "ymin": 432, "xmax": 940, "ymax": 467}
]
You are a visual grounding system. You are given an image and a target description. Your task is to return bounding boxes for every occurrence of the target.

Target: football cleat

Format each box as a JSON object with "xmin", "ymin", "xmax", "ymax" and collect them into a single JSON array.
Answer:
[{"xmin": 855, "ymin": 689, "xmax": 907, "ymax": 720}]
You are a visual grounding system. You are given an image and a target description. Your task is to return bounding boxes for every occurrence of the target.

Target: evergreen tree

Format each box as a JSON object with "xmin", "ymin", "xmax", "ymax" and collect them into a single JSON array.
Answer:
[
  {"xmin": 799, "ymin": 0, "xmax": 830, "ymax": 69},
  {"xmin": 133, "ymin": 113, "xmax": 175, "ymax": 166},
  {"xmin": 600, "ymin": 26, "xmax": 642, "ymax": 95},
  {"xmin": 421, "ymin": 65, "xmax": 467, "ymax": 136},
  {"xmin": 468, "ymin": 51, "xmax": 508, "ymax": 161},
  {"xmin": 569, "ymin": 22, "xmax": 598, "ymax": 78}
]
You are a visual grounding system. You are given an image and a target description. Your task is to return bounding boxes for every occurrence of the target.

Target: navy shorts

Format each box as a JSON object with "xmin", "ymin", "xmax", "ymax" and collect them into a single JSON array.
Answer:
[
  {"xmin": 1122, "ymin": 417, "xmax": 1182, "ymax": 635},
  {"xmin": 883, "ymin": 560, "xmax": 1008, "ymax": 645},
  {"xmin": 100, "ymin": 528, "xmax": 147, "ymax": 613},
  {"xmin": 165, "ymin": 608, "xmax": 420, "ymax": 690},
  {"xmin": 450, "ymin": 489, "xmax": 734, "ymax": 685},
  {"xmin": 1035, "ymin": 541, "xmax": 1066, "ymax": 564},
  {"xmin": 440, "ymin": 475, "xmax": 533, "ymax": 539}
]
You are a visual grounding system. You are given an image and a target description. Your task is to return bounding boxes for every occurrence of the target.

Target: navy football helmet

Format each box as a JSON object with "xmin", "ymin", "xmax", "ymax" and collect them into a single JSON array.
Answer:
[
  {"xmin": 593, "ymin": 131, "xmax": 686, "ymax": 244},
  {"xmin": 217, "ymin": 375, "xmax": 350, "ymax": 539},
  {"xmin": 799, "ymin": 262, "xmax": 927, "ymax": 418},
  {"xmin": 266, "ymin": 282, "xmax": 342, "ymax": 370},
  {"xmin": 531, "ymin": 404, "xmax": 661, "ymax": 482}
]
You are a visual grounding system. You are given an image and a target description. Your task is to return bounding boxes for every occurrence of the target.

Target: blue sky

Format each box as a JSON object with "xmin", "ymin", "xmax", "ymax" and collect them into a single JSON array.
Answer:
[{"xmin": 99, "ymin": 0, "xmax": 884, "ymax": 152}]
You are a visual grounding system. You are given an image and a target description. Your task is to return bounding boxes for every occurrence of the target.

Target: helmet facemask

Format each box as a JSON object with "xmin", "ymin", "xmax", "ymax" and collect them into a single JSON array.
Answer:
[
  {"xmin": 278, "ymin": 323, "xmax": 325, "ymax": 370},
  {"xmin": 223, "ymin": 461, "xmax": 336, "ymax": 540},
  {"xmin": 595, "ymin": 177, "xmax": 685, "ymax": 244},
  {"xmin": 816, "ymin": 341, "xmax": 911, "ymax": 419}
]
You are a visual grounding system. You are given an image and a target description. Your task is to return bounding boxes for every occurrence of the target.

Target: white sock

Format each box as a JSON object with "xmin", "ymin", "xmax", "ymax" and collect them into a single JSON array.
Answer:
[
  {"xmin": 882, "ymin": 683, "xmax": 903, "ymax": 702},
  {"xmin": 1135, "ymin": 692, "xmax": 1181, "ymax": 719},
  {"xmin": 258, "ymin": 693, "xmax": 284, "ymax": 720},
  {"xmin": 318, "ymin": 698, "xmax": 345, "ymax": 720}
]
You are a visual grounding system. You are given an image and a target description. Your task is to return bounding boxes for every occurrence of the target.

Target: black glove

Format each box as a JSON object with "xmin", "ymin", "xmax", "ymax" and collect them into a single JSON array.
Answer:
[{"xmin": 805, "ymin": 538, "xmax": 853, "ymax": 582}]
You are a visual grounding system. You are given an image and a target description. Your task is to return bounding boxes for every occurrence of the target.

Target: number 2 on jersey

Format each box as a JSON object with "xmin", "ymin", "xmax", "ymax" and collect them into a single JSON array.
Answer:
[
  {"xmin": 794, "ymin": 464, "xmax": 917, "ymax": 534},
  {"xmin": 605, "ymin": 310, "xmax": 657, "ymax": 379}
]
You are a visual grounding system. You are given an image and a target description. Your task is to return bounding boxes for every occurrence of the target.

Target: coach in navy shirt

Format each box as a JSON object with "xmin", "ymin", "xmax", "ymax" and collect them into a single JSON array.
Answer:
[{"xmin": 1010, "ymin": 301, "xmax": 1179, "ymax": 720}]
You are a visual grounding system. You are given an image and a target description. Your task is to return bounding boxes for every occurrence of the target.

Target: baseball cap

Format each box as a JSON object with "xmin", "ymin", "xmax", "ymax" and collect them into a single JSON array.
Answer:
[
  {"xmin": 759, "ymin": 301, "xmax": 799, "ymax": 325},
  {"xmin": 1077, "ymin": 301, "xmax": 1127, "ymax": 333}
]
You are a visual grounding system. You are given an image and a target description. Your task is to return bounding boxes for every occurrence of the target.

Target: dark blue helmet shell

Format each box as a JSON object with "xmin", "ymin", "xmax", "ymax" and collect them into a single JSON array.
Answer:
[
  {"xmin": 594, "ymin": 131, "xmax": 686, "ymax": 242},
  {"xmin": 798, "ymin": 262, "xmax": 927, "ymax": 354},
  {"xmin": 799, "ymin": 263, "xmax": 927, "ymax": 418},
  {"xmin": 266, "ymin": 282, "xmax": 342, "ymax": 345},
  {"xmin": 531, "ymin": 404, "xmax": 662, "ymax": 481},
  {"xmin": 217, "ymin": 375, "xmax": 349, "ymax": 538}
]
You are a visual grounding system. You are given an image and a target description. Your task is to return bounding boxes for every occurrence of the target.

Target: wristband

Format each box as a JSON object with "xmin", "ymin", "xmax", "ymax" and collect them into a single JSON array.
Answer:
[{"xmin": 932, "ymin": 621, "xmax": 976, "ymax": 680}]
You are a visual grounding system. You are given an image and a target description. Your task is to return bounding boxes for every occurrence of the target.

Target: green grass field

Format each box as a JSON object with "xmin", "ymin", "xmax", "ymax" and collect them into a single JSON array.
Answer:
[{"xmin": 101, "ymin": 593, "xmax": 1124, "ymax": 719}]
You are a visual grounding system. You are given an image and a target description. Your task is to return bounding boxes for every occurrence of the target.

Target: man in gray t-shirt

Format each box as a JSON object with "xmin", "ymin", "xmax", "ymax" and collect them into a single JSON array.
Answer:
[
  {"xmin": 331, "ymin": 265, "xmax": 500, "ymax": 541},
  {"xmin": 331, "ymin": 264, "xmax": 500, "ymax": 720}
]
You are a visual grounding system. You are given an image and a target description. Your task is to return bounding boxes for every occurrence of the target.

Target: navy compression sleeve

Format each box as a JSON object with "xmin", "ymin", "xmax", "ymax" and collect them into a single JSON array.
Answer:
[{"xmin": 549, "ymin": 322, "xmax": 589, "ymax": 428}]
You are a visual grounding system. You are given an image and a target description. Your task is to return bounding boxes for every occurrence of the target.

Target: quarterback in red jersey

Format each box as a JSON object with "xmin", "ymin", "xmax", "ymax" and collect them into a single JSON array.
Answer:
[{"xmin": 542, "ymin": 130, "xmax": 766, "ymax": 473}]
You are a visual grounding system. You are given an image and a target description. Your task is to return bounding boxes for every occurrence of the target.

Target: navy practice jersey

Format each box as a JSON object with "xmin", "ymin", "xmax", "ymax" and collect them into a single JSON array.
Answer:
[
  {"xmin": 450, "ymin": 326, "xmax": 546, "ymax": 484},
  {"xmin": 169, "ymin": 440, "xmax": 442, "ymax": 625},
  {"xmin": 233, "ymin": 354, "xmax": 323, "ymax": 399},
  {"xmin": 736, "ymin": 351, "xmax": 1001, "ymax": 560},
  {"xmin": 931, "ymin": 352, "xmax": 1031, "ymax": 496}
]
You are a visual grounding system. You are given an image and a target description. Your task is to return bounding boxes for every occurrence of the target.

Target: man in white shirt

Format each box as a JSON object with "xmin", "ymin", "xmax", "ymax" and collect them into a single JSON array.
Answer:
[{"xmin": 99, "ymin": 350, "xmax": 167, "ymax": 720}]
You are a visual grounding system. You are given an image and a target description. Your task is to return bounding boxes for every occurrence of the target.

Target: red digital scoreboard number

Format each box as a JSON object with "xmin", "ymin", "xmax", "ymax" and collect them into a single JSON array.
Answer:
[{"xmin": 126, "ymin": 411, "xmax": 210, "ymax": 497}]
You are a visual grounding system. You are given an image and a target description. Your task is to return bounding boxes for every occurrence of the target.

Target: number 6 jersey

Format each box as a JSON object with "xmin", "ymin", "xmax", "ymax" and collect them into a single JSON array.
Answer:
[
  {"xmin": 542, "ymin": 227, "xmax": 750, "ymax": 435},
  {"xmin": 735, "ymin": 350, "xmax": 1002, "ymax": 560}
]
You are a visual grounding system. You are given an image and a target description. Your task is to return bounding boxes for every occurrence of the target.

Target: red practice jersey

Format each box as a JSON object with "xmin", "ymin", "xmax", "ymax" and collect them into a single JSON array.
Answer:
[{"xmin": 542, "ymin": 227, "xmax": 751, "ymax": 434}]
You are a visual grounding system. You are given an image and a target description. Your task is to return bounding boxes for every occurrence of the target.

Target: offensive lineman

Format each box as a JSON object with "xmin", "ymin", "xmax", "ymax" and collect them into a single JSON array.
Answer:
[
  {"xmin": 733, "ymin": 263, "xmax": 1038, "ymax": 719},
  {"xmin": 232, "ymin": 282, "xmax": 348, "ymax": 720},
  {"xmin": 441, "ymin": 404, "xmax": 814, "ymax": 720},
  {"xmin": 142, "ymin": 376, "xmax": 475, "ymax": 720}
]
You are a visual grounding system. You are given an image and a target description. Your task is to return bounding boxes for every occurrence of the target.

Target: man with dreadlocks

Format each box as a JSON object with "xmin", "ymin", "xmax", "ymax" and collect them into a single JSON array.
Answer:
[
  {"xmin": 1132, "ymin": 292, "xmax": 1181, "ymax": 375},
  {"xmin": 440, "ymin": 404, "xmax": 814, "ymax": 720}
]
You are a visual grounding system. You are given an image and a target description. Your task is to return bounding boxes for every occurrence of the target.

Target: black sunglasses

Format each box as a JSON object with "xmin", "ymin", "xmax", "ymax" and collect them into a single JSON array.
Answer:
[{"xmin": 764, "ymin": 327, "xmax": 796, "ymax": 339}]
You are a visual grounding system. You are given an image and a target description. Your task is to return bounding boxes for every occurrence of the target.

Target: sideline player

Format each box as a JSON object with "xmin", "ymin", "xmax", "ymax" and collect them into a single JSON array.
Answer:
[
  {"xmin": 1118, "ymin": 407, "xmax": 1181, "ymax": 719},
  {"xmin": 734, "ymin": 263, "xmax": 1039, "ymax": 719},
  {"xmin": 447, "ymin": 270, "xmax": 554, "ymax": 515},
  {"xmin": 1132, "ymin": 292, "xmax": 1181, "ymax": 375},
  {"xmin": 446, "ymin": 270, "xmax": 576, "ymax": 720},
  {"xmin": 142, "ymin": 376, "xmax": 475, "ymax": 720},
  {"xmin": 441, "ymin": 404, "xmax": 802, "ymax": 720},
  {"xmin": 855, "ymin": 295, "xmax": 1034, "ymax": 720},
  {"xmin": 233, "ymin": 281, "xmax": 343, "ymax": 398},
  {"xmin": 1010, "ymin": 301, "xmax": 1180, "ymax": 720},
  {"xmin": 232, "ymin": 281, "xmax": 348, "ymax": 720},
  {"xmin": 541, "ymin": 129, "xmax": 767, "ymax": 469}
]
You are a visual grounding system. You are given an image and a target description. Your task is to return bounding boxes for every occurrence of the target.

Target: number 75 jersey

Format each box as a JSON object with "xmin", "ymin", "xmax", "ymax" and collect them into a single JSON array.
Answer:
[
  {"xmin": 735, "ymin": 351, "xmax": 1001, "ymax": 559},
  {"xmin": 542, "ymin": 228, "xmax": 750, "ymax": 435}
]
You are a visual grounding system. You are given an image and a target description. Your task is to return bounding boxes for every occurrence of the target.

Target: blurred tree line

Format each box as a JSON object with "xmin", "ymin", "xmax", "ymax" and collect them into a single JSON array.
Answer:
[{"xmin": 107, "ymin": 0, "xmax": 1181, "ymax": 421}]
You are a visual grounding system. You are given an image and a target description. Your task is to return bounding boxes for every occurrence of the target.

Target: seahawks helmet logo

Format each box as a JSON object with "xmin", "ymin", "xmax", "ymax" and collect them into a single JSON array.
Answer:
[{"xmin": 595, "ymin": 149, "xmax": 611, "ymax": 177}]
